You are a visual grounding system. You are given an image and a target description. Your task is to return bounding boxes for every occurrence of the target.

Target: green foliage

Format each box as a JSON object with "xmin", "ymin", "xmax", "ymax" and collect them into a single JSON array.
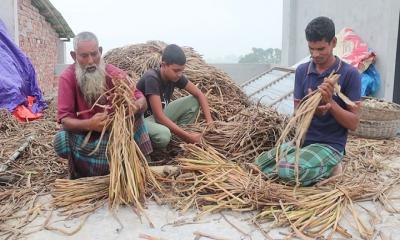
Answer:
[{"xmin": 239, "ymin": 48, "xmax": 281, "ymax": 64}]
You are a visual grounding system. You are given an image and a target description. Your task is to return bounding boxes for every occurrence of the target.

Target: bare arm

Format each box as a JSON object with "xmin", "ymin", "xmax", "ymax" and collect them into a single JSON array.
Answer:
[
  {"xmin": 184, "ymin": 81, "xmax": 213, "ymax": 124},
  {"xmin": 133, "ymin": 89, "xmax": 147, "ymax": 114},
  {"xmin": 329, "ymin": 101, "xmax": 360, "ymax": 131},
  {"xmin": 294, "ymin": 84, "xmax": 360, "ymax": 131},
  {"xmin": 132, "ymin": 97, "xmax": 147, "ymax": 118},
  {"xmin": 62, "ymin": 97, "xmax": 146, "ymax": 133},
  {"xmin": 135, "ymin": 97, "xmax": 147, "ymax": 114},
  {"xmin": 149, "ymin": 95, "xmax": 200, "ymax": 143}
]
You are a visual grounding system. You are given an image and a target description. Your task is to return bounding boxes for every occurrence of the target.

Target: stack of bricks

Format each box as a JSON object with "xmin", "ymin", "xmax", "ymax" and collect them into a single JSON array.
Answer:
[{"xmin": 18, "ymin": 0, "xmax": 60, "ymax": 96}]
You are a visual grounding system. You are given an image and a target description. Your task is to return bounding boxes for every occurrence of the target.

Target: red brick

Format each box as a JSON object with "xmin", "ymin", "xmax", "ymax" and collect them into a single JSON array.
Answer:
[{"xmin": 17, "ymin": 0, "xmax": 60, "ymax": 96}]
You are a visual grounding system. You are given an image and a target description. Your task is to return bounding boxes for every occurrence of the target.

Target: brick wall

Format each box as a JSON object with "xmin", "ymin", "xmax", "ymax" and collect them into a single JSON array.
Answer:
[{"xmin": 17, "ymin": 0, "xmax": 59, "ymax": 96}]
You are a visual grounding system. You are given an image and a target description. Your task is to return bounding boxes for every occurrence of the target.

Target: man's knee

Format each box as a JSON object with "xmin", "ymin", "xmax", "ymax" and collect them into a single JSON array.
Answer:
[
  {"xmin": 277, "ymin": 161, "xmax": 296, "ymax": 180},
  {"xmin": 277, "ymin": 159, "xmax": 309, "ymax": 184},
  {"xmin": 186, "ymin": 95, "xmax": 199, "ymax": 104},
  {"xmin": 53, "ymin": 130, "xmax": 70, "ymax": 158},
  {"xmin": 180, "ymin": 96, "xmax": 200, "ymax": 125},
  {"xmin": 187, "ymin": 95, "xmax": 200, "ymax": 111},
  {"xmin": 255, "ymin": 150, "xmax": 276, "ymax": 174},
  {"xmin": 151, "ymin": 128, "xmax": 172, "ymax": 148},
  {"xmin": 277, "ymin": 159, "xmax": 326, "ymax": 186}
]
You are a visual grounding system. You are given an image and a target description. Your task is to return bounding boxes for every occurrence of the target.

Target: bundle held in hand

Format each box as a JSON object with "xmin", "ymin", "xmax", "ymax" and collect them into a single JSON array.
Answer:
[
  {"xmin": 274, "ymin": 73, "xmax": 355, "ymax": 185},
  {"xmin": 53, "ymin": 77, "xmax": 160, "ymax": 222}
]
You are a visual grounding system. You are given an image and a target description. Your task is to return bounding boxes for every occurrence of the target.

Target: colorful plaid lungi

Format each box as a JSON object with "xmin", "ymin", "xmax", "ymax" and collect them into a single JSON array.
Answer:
[
  {"xmin": 255, "ymin": 143, "xmax": 343, "ymax": 186},
  {"xmin": 53, "ymin": 116, "xmax": 152, "ymax": 179}
]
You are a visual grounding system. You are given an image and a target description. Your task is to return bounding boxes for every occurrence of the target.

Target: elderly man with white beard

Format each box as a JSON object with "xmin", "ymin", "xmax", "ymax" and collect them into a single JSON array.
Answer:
[{"xmin": 53, "ymin": 32, "xmax": 153, "ymax": 179}]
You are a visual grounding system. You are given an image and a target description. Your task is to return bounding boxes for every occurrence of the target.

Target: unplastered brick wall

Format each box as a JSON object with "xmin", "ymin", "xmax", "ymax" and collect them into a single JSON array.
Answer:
[{"xmin": 18, "ymin": 0, "xmax": 59, "ymax": 96}]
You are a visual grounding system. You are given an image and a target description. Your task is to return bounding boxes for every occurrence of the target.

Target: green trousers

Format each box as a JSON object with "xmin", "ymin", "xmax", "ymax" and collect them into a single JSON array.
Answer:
[{"xmin": 145, "ymin": 95, "xmax": 200, "ymax": 148}]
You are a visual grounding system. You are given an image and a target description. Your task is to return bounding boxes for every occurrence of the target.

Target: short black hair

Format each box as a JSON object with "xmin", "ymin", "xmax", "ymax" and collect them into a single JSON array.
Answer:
[
  {"xmin": 162, "ymin": 44, "xmax": 186, "ymax": 65},
  {"xmin": 305, "ymin": 16, "xmax": 335, "ymax": 42}
]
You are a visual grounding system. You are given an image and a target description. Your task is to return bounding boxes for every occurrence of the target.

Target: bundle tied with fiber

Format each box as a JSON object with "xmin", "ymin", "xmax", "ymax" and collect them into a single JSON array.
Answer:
[
  {"xmin": 52, "ymin": 76, "xmax": 160, "ymax": 222},
  {"xmin": 274, "ymin": 72, "xmax": 356, "ymax": 185}
]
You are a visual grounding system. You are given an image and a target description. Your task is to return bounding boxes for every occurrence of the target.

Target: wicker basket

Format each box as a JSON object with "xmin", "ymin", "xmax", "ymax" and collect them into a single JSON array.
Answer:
[
  {"xmin": 350, "ymin": 119, "xmax": 400, "ymax": 139},
  {"xmin": 360, "ymin": 97, "xmax": 400, "ymax": 121}
]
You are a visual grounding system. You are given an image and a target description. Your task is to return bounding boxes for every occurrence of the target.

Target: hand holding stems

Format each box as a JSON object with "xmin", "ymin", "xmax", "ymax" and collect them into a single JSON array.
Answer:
[
  {"xmin": 309, "ymin": 77, "xmax": 335, "ymax": 116},
  {"xmin": 319, "ymin": 77, "xmax": 334, "ymax": 104},
  {"xmin": 190, "ymin": 117, "xmax": 213, "ymax": 144},
  {"xmin": 206, "ymin": 118, "xmax": 214, "ymax": 129},
  {"xmin": 89, "ymin": 112, "xmax": 109, "ymax": 132},
  {"xmin": 186, "ymin": 132, "xmax": 202, "ymax": 144}
]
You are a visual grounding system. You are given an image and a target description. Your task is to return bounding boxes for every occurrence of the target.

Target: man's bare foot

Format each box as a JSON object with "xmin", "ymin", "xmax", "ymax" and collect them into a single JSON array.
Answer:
[
  {"xmin": 331, "ymin": 162, "xmax": 343, "ymax": 176},
  {"xmin": 316, "ymin": 163, "xmax": 343, "ymax": 187}
]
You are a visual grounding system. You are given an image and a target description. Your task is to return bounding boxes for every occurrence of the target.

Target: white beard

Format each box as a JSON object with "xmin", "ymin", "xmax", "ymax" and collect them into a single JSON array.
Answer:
[{"xmin": 75, "ymin": 59, "xmax": 106, "ymax": 106}]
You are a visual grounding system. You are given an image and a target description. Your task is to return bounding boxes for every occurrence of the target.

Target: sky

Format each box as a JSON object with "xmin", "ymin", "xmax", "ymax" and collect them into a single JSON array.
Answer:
[{"xmin": 50, "ymin": 0, "xmax": 283, "ymax": 63}]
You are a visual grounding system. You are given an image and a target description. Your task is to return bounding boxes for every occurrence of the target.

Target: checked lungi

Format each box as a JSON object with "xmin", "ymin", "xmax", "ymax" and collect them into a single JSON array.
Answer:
[
  {"xmin": 53, "ymin": 116, "xmax": 153, "ymax": 179},
  {"xmin": 255, "ymin": 143, "xmax": 343, "ymax": 186}
]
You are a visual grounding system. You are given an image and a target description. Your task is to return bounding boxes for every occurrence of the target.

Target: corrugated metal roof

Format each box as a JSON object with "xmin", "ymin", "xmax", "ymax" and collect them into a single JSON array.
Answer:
[
  {"xmin": 31, "ymin": 0, "xmax": 74, "ymax": 39},
  {"xmin": 211, "ymin": 63, "xmax": 270, "ymax": 85},
  {"xmin": 241, "ymin": 66, "xmax": 295, "ymax": 115}
]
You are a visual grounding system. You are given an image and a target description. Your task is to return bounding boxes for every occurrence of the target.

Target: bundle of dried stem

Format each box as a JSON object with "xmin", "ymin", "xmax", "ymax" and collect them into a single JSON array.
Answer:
[
  {"xmin": 52, "ymin": 76, "xmax": 162, "ymax": 230},
  {"xmin": 52, "ymin": 176, "xmax": 109, "ymax": 218},
  {"xmin": 274, "ymin": 73, "xmax": 340, "ymax": 185},
  {"xmin": 60, "ymin": 77, "xmax": 161, "ymax": 214},
  {"xmin": 106, "ymin": 77, "xmax": 148, "ymax": 209}
]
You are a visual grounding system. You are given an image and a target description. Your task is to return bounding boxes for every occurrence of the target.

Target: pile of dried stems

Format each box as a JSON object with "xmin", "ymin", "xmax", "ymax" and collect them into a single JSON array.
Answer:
[
  {"xmin": 338, "ymin": 136, "xmax": 400, "ymax": 214},
  {"xmin": 0, "ymin": 109, "xmax": 21, "ymax": 134},
  {"xmin": 104, "ymin": 41, "xmax": 250, "ymax": 121},
  {"xmin": 0, "ymin": 102, "xmax": 68, "ymax": 239},
  {"xmin": 46, "ymin": 134, "xmax": 400, "ymax": 239},
  {"xmin": 104, "ymin": 40, "xmax": 290, "ymax": 164},
  {"xmin": 1, "ymin": 42, "xmax": 400, "ymax": 239},
  {"xmin": 155, "ymin": 144, "xmax": 297, "ymax": 216},
  {"xmin": 155, "ymin": 143, "xmax": 396, "ymax": 239},
  {"xmin": 176, "ymin": 105, "xmax": 290, "ymax": 163}
]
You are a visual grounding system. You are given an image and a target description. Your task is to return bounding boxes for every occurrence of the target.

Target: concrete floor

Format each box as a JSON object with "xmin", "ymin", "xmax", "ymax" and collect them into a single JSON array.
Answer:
[
  {"xmin": 24, "ymin": 193, "xmax": 400, "ymax": 240},
  {"xmin": 8, "ymin": 158, "xmax": 400, "ymax": 240}
]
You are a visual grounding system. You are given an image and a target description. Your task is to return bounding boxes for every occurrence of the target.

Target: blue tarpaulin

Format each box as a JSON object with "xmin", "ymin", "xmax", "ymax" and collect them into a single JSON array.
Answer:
[
  {"xmin": 361, "ymin": 64, "xmax": 380, "ymax": 97},
  {"xmin": 0, "ymin": 19, "xmax": 46, "ymax": 113}
]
